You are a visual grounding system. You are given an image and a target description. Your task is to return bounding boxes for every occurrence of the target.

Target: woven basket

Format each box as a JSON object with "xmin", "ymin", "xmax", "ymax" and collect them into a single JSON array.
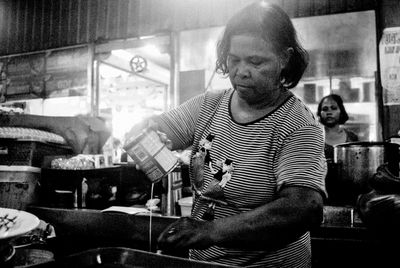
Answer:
[
  {"xmin": 0, "ymin": 139, "xmax": 73, "ymax": 167},
  {"xmin": 0, "ymin": 127, "xmax": 72, "ymax": 167}
]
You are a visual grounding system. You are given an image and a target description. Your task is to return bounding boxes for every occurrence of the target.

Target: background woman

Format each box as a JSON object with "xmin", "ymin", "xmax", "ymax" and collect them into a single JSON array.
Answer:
[{"xmin": 317, "ymin": 94, "xmax": 359, "ymax": 161}]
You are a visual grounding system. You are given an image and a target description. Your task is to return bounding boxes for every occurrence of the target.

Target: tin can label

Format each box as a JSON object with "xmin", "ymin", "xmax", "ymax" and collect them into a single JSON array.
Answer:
[{"xmin": 124, "ymin": 128, "xmax": 178, "ymax": 183}]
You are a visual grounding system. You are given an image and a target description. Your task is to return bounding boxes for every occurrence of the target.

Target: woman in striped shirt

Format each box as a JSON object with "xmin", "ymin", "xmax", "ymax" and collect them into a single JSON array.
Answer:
[{"xmin": 128, "ymin": 1, "xmax": 327, "ymax": 267}]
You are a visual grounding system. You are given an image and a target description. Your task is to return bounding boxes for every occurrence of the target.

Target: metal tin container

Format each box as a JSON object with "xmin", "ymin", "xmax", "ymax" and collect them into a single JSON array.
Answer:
[
  {"xmin": 123, "ymin": 128, "xmax": 178, "ymax": 183},
  {"xmin": 0, "ymin": 165, "xmax": 41, "ymax": 210},
  {"xmin": 333, "ymin": 141, "xmax": 399, "ymax": 205}
]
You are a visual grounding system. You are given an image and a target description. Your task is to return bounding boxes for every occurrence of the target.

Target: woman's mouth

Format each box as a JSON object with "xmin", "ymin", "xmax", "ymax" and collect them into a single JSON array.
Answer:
[{"xmin": 236, "ymin": 84, "xmax": 253, "ymax": 90}]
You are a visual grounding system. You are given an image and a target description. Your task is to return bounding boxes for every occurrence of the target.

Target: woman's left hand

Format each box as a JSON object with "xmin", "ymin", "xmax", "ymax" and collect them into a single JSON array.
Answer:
[{"xmin": 157, "ymin": 217, "xmax": 214, "ymax": 251}]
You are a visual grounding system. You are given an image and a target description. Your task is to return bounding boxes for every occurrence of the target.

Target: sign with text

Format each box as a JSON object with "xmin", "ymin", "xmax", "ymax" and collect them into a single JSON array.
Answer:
[
  {"xmin": 45, "ymin": 48, "xmax": 88, "ymax": 96},
  {"xmin": 379, "ymin": 27, "xmax": 400, "ymax": 105},
  {"xmin": 1, "ymin": 47, "xmax": 88, "ymax": 101},
  {"xmin": 6, "ymin": 54, "xmax": 45, "ymax": 97}
]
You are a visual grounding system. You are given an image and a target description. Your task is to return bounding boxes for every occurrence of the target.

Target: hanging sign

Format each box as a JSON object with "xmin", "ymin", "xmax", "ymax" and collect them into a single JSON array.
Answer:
[
  {"xmin": 379, "ymin": 27, "xmax": 400, "ymax": 105},
  {"xmin": 5, "ymin": 54, "xmax": 45, "ymax": 97},
  {"xmin": 45, "ymin": 47, "xmax": 88, "ymax": 97}
]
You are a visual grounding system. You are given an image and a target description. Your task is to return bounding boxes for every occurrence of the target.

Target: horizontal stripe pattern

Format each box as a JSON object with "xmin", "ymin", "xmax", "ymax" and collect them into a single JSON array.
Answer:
[
  {"xmin": 159, "ymin": 88, "xmax": 326, "ymax": 268},
  {"xmin": 158, "ymin": 94, "xmax": 205, "ymax": 149}
]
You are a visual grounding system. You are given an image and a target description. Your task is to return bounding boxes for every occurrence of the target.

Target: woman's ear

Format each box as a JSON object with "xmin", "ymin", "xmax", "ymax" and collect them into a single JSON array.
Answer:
[{"xmin": 281, "ymin": 47, "xmax": 294, "ymax": 68}]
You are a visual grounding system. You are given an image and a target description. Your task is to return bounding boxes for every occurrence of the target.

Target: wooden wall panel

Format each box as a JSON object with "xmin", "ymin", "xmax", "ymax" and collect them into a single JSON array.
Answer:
[
  {"xmin": 9, "ymin": 1, "xmax": 19, "ymax": 53},
  {"xmin": 107, "ymin": 0, "xmax": 119, "ymax": 40},
  {"xmin": 284, "ymin": 0, "xmax": 300, "ymax": 17},
  {"xmin": 29, "ymin": 0, "xmax": 39, "ymax": 51},
  {"xmin": 0, "ymin": 1, "xmax": 8, "ymax": 53},
  {"xmin": 67, "ymin": 0, "xmax": 78, "ymax": 45},
  {"xmin": 0, "ymin": 0, "xmax": 379, "ymax": 56},
  {"xmin": 32, "ymin": 0, "xmax": 44, "ymax": 51},
  {"xmin": 50, "ymin": 0, "xmax": 61, "ymax": 48},
  {"xmin": 41, "ymin": 0, "xmax": 51, "ymax": 49},
  {"xmin": 22, "ymin": 0, "xmax": 32, "ymax": 51},
  {"xmin": 297, "ymin": 0, "xmax": 311, "ymax": 17},
  {"xmin": 15, "ymin": 0, "xmax": 24, "ymax": 52},
  {"xmin": 77, "ymin": 0, "xmax": 87, "ymax": 44},
  {"xmin": 59, "ymin": 0, "xmax": 70, "ymax": 47},
  {"xmin": 96, "ymin": 0, "xmax": 107, "ymax": 40},
  {"xmin": 126, "ymin": 0, "xmax": 140, "ymax": 38},
  {"xmin": 118, "ymin": 0, "xmax": 129, "ymax": 38}
]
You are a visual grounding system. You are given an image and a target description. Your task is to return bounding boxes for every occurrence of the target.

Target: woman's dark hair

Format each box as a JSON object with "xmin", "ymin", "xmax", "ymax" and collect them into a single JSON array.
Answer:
[
  {"xmin": 215, "ymin": 0, "xmax": 309, "ymax": 89},
  {"xmin": 317, "ymin": 94, "xmax": 349, "ymax": 124}
]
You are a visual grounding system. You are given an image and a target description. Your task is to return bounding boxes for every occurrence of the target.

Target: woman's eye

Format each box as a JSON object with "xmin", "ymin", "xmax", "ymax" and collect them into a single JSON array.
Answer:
[
  {"xmin": 227, "ymin": 56, "xmax": 239, "ymax": 64},
  {"xmin": 249, "ymin": 57, "xmax": 263, "ymax": 65}
]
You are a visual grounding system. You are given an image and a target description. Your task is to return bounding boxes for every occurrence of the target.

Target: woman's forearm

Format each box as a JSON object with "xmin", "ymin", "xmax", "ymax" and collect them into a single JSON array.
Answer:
[
  {"xmin": 208, "ymin": 186, "xmax": 323, "ymax": 250},
  {"xmin": 158, "ymin": 186, "xmax": 324, "ymax": 251}
]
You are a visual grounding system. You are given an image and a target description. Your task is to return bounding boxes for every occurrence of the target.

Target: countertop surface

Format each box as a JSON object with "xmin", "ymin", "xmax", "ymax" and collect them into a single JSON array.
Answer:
[
  {"xmin": 14, "ymin": 205, "xmax": 395, "ymax": 268},
  {"xmin": 26, "ymin": 205, "xmax": 368, "ymax": 244}
]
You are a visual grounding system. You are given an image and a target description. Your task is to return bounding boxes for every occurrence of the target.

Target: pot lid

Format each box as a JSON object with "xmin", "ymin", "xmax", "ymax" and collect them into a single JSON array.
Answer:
[{"xmin": 334, "ymin": 141, "xmax": 400, "ymax": 148}]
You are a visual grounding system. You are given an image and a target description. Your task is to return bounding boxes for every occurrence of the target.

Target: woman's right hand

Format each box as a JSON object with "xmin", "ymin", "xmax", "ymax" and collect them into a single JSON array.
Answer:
[
  {"xmin": 123, "ymin": 118, "xmax": 173, "ymax": 170},
  {"xmin": 157, "ymin": 217, "xmax": 214, "ymax": 251}
]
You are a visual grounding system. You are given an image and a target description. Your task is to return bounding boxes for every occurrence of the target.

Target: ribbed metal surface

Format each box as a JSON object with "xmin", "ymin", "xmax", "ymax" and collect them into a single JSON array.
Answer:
[{"xmin": 0, "ymin": 0, "xmax": 377, "ymax": 56}]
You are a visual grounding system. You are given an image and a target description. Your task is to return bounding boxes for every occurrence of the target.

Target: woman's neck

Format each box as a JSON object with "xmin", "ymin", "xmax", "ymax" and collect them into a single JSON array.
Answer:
[
  {"xmin": 324, "ymin": 124, "xmax": 342, "ymax": 134},
  {"xmin": 324, "ymin": 124, "xmax": 347, "ymax": 145},
  {"xmin": 231, "ymin": 90, "xmax": 289, "ymax": 123}
]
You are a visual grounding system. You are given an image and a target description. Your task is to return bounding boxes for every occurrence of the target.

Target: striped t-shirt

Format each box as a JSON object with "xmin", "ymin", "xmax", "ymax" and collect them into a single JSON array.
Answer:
[{"xmin": 158, "ymin": 88, "xmax": 327, "ymax": 268}]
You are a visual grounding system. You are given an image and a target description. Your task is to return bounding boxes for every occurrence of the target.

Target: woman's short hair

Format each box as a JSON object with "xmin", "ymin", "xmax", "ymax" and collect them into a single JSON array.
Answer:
[
  {"xmin": 317, "ymin": 94, "xmax": 349, "ymax": 124},
  {"xmin": 215, "ymin": 0, "xmax": 309, "ymax": 89}
]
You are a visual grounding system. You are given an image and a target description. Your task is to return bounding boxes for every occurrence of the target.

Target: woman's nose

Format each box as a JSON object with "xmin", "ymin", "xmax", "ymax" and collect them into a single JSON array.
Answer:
[{"xmin": 236, "ymin": 62, "xmax": 250, "ymax": 77}]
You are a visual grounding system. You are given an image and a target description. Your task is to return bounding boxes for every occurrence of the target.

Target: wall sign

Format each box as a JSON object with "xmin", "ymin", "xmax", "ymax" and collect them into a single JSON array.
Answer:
[
  {"xmin": 0, "ymin": 47, "xmax": 88, "ymax": 102},
  {"xmin": 379, "ymin": 27, "xmax": 400, "ymax": 105},
  {"xmin": 45, "ymin": 48, "xmax": 88, "ymax": 98}
]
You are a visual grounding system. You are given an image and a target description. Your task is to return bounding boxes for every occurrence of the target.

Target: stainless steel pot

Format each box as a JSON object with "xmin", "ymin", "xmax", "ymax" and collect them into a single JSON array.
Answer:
[{"xmin": 333, "ymin": 142, "xmax": 399, "ymax": 205}]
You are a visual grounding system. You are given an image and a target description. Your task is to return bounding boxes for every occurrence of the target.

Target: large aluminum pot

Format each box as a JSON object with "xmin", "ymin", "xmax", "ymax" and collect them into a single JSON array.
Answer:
[{"xmin": 333, "ymin": 142, "xmax": 399, "ymax": 205}]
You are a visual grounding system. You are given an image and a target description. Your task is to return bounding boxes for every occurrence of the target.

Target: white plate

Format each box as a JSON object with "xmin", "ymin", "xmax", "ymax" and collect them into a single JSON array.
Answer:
[{"xmin": 0, "ymin": 208, "xmax": 40, "ymax": 240}]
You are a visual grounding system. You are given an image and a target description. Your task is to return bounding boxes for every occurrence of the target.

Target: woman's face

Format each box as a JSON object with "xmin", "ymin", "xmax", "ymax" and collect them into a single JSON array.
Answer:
[
  {"xmin": 320, "ymin": 98, "xmax": 341, "ymax": 127},
  {"xmin": 227, "ymin": 34, "xmax": 283, "ymax": 106}
]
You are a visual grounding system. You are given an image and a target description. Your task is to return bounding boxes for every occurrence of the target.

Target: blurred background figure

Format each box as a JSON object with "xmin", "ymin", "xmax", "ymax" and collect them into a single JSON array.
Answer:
[
  {"xmin": 317, "ymin": 94, "xmax": 359, "ymax": 161},
  {"xmin": 317, "ymin": 94, "xmax": 359, "ymax": 206}
]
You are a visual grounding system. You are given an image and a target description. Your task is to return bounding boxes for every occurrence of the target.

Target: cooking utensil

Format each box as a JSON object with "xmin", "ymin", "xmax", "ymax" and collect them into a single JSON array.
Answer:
[{"xmin": 333, "ymin": 141, "xmax": 400, "ymax": 205}]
